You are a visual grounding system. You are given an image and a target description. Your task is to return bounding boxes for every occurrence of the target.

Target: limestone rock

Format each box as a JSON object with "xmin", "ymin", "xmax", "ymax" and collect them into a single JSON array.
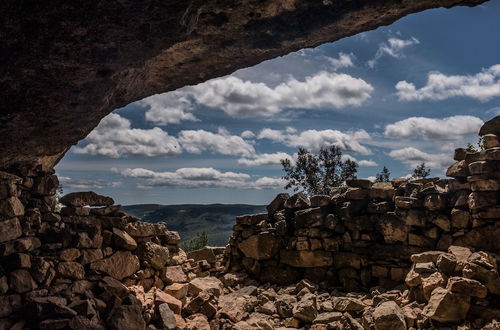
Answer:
[
  {"xmin": 60, "ymin": 191, "xmax": 114, "ymax": 207},
  {"xmin": 0, "ymin": 217, "xmax": 22, "ymax": 243},
  {"xmin": 112, "ymin": 227, "xmax": 137, "ymax": 251},
  {"xmin": 423, "ymin": 287, "xmax": 470, "ymax": 323},
  {"xmin": 371, "ymin": 301, "xmax": 406, "ymax": 330},
  {"xmin": 90, "ymin": 251, "xmax": 140, "ymax": 280},
  {"xmin": 238, "ymin": 232, "xmax": 280, "ymax": 260}
]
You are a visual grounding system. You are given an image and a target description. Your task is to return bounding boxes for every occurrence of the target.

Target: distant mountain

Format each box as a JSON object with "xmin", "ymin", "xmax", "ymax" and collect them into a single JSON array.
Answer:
[{"xmin": 123, "ymin": 203, "xmax": 266, "ymax": 246}]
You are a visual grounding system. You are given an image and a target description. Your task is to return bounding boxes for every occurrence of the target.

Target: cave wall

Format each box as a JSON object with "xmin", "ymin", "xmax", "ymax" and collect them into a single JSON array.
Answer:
[
  {"xmin": 225, "ymin": 118, "xmax": 500, "ymax": 288},
  {"xmin": 0, "ymin": 0, "xmax": 488, "ymax": 171}
]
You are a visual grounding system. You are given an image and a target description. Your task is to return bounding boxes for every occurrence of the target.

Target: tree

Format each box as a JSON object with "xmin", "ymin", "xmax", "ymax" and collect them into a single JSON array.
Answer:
[
  {"xmin": 280, "ymin": 146, "xmax": 358, "ymax": 196},
  {"xmin": 181, "ymin": 231, "xmax": 209, "ymax": 252},
  {"xmin": 375, "ymin": 166, "xmax": 390, "ymax": 182},
  {"xmin": 412, "ymin": 162, "xmax": 431, "ymax": 179}
]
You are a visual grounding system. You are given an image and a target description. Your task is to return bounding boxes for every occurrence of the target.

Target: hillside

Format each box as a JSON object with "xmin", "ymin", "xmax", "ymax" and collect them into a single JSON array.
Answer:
[{"xmin": 123, "ymin": 203, "xmax": 266, "ymax": 246}]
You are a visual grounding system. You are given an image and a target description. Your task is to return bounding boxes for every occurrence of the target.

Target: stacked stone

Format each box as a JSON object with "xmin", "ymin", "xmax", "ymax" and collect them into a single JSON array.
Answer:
[
  {"xmin": 225, "ymin": 173, "xmax": 495, "ymax": 290},
  {"xmin": 187, "ymin": 246, "xmax": 226, "ymax": 276},
  {"xmin": 404, "ymin": 246, "xmax": 500, "ymax": 328},
  {"xmin": 0, "ymin": 169, "xmax": 211, "ymax": 329}
]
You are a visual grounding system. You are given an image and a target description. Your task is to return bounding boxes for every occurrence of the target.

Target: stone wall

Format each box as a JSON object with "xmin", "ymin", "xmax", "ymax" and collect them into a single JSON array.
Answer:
[
  {"xmin": 0, "ymin": 167, "xmax": 214, "ymax": 328},
  {"xmin": 225, "ymin": 117, "xmax": 500, "ymax": 289}
]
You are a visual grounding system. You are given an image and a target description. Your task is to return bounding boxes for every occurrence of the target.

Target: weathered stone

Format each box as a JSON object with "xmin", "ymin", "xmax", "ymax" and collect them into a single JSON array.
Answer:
[
  {"xmin": 468, "ymin": 160, "xmax": 500, "ymax": 175},
  {"xmin": 479, "ymin": 116, "xmax": 500, "ymax": 136},
  {"xmin": 451, "ymin": 209, "xmax": 470, "ymax": 229},
  {"xmin": 107, "ymin": 304, "xmax": 145, "ymax": 330},
  {"xmin": 158, "ymin": 303, "xmax": 177, "ymax": 330},
  {"xmin": 345, "ymin": 187, "xmax": 369, "ymax": 200},
  {"xmin": 164, "ymin": 283, "xmax": 189, "ymax": 300},
  {"xmin": 446, "ymin": 160, "xmax": 469, "ymax": 178},
  {"xmin": 395, "ymin": 196, "xmax": 421, "ymax": 209},
  {"xmin": 60, "ymin": 191, "xmax": 113, "ymax": 207},
  {"xmin": 235, "ymin": 213, "xmax": 268, "ymax": 226},
  {"xmin": 280, "ymin": 250, "xmax": 333, "ymax": 268},
  {"xmin": 482, "ymin": 133, "xmax": 500, "ymax": 148},
  {"xmin": 424, "ymin": 194, "xmax": 447, "ymax": 211},
  {"xmin": 187, "ymin": 246, "xmax": 217, "ymax": 263},
  {"xmin": 284, "ymin": 192, "xmax": 311, "ymax": 209},
  {"xmin": 188, "ymin": 277, "xmax": 223, "ymax": 297},
  {"xmin": 161, "ymin": 265, "xmax": 187, "ymax": 283},
  {"xmin": 0, "ymin": 197, "xmax": 24, "ymax": 218},
  {"xmin": 238, "ymin": 232, "xmax": 280, "ymax": 260},
  {"xmin": 80, "ymin": 248, "xmax": 104, "ymax": 264},
  {"xmin": 124, "ymin": 221, "xmax": 167, "ymax": 237},
  {"xmin": 313, "ymin": 312, "xmax": 342, "ymax": 324},
  {"xmin": 376, "ymin": 213, "xmax": 408, "ymax": 243},
  {"xmin": 411, "ymin": 251, "xmax": 443, "ymax": 264},
  {"xmin": 447, "ymin": 276, "xmax": 487, "ymax": 298},
  {"xmin": 295, "ymin": 207, "xmax": 326, "ymax": 227},
  {"xmin": 423, "ymin": 287, "xmax": 470, "ymax": 323},
  {"xmin": 0, "ymin": 217, "xmax": 22, "ymax": 243},
  {"xmin": 57, "ymin": 262, "xmax": 85, "ymax": 280},
  {"xmin": 90, "ymin": 251, "xmax": 140, "ymax": 280},
  {"xmin": 33, "ymin": 175, "xmax": 59, "ymax": 196},
  {"xmin": 217, "ymin": 287, "xmax": 259, "ymax": 322},
  {"xmin": 471, "ymin": 179, "xmax": 500, "ymax": 191},
  {"xmin": 9, "ymin": 269, "xmax": 37, "ymax": 293},
  {"xmin": 454, "ymin": 148, "xmax": 468, "ymax": 161},
  {"xmin": 155, "ymin": 290, "xmax": 182, "ymax": 314},
  {"xmin": 370, "ymin": 182, "xmax": 395, "ymax": 200},
  {"xmin": 136, "ymin": 242, "xmax": 169, "ymax": 270},
  {"xmin": 267, "ymin": 193, "xmax": 289, "ymax": 215},
  {"xmin": 310, "ymin": 194, "xmax": 331, "ymax": 207},
  {"xmin": 184, "ymin": 314, "xmax": 210, "ymax": 330},
  {"xmin": 332, "ymin": 297, "xmax": 365, "ymax": 312},
  {"xmin": 371, "ymin": 301, "xmax": 406, "ymax": 330},
  {"xmin": 112, "ymin": 227, "xmax": 137, "ymax": 251},
  {"xmin": 58, "ymin": 248, "xmax": 81, "ymax": 261},
  {"xmin": 421, "ymin": 272, "xmax": 447, "ymax": 301},
  {"xmin": 293, "ymin": 293, "xmax": 318, "ymax": 323}
]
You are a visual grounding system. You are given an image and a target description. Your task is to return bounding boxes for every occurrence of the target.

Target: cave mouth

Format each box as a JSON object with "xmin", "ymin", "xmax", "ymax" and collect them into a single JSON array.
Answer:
[{"xmin": 54, "ymin": 1, "xmax": 499, "ymax": 215}]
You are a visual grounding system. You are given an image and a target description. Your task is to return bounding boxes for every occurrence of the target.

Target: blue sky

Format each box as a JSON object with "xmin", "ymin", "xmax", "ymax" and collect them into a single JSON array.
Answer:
[{"xmin": 56, "ymin": 1, "xmax": 500, "ymax": 205}]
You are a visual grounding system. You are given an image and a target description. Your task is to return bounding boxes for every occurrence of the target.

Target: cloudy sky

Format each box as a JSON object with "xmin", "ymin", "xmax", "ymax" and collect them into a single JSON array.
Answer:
[{"xmin": 56, "ymin": 1, "xmax": 500, "ymax": 205}]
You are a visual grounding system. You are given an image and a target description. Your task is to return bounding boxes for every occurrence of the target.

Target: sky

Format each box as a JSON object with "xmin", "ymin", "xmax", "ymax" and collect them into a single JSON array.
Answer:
[{"xmin": 56, "ymin": 1, "xmax": 500, "ymax": 206}]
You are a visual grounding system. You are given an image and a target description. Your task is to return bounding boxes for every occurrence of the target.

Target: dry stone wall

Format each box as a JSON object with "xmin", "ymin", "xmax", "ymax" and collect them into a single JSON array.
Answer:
[
  {"xmin": 226, "ymin": 116, "xmax": 500, "ymax": 289},
  {"xmin": 0, "ymin": 167, "xmax": 216, "ymax": 329}
]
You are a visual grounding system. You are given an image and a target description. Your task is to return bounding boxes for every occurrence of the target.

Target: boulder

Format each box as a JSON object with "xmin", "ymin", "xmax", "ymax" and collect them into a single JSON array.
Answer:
[
  {"xmin": 280, "ymin": 250, "xmax": 333, "ymax": 268},
  {"xmin": 267, "ymin": 193, "xmax": 290, "ymax": 215},
  {"xmin": 332, "ymin": 297, "xmax": 365, "ymax": 312},
  {"xmin": 9, "ymin": 269, "xmax": 37, "ymax": 293},
  {"xmin": 106, "ymin": 304, "xmax": 145, "ymax": 330},
  {"xmin": 423, "ymin": 287, "xmax": 470, "ymax": 323},
  {"xmin": 292, "ymin": 293, "xmax": 318, "ymax": 323},
  {"xmin": 376, "ymin": 213, "xmax": 408, "ymax": 243},
  {"xmin": 447, "ymin": 276, "xmax": 487, "ymax": 298},
  {"xmin": 284, "ymin": 192, "xmax": 311, "ymax": 209},
  {"xmin": 161, "ymin": 265, "xmax": 187, "ymax": 283},
  {"xmin": 238, "ymin": 232, "xmax": 280, "ymax": 260},
  {"xmin": 112, "ymin": 228, "xmax": 137, "ymax": 251},
  {"xmin": 371, "ymin": 301, "xmax": 406, "ymax": 330},
  {"xmin": 136, "ymin": 242, "xmax": 169, "ymax": 270},
  {"xmin": 124, "ymin": 222, "xmax": 167, "ymax": 237},
  {"xmin": 188, "ymin": 277, "xmax": 223, "ymax": 297},
  {"xmin": 479, "ymin": 116, "xmax": 500, "ymax": 136},
  {"xmin": 90, "ymin": 251, "xmax": 140, "ymax": 280},
  {"xmin": 158, "ymin": 303, "xmax": 176, "ymax": 330},
  {"xmin": 369, "ymin": 182, "xmax": 395, "ymax": 200},
  {"xmin": 217, "ymin": 287, "xmax": 259, "ymax": 322},
  {"xmin": 155, "ymin": 290, "xmax": 182, "ymax": 314},
  {"xmin": 60, "ymin": 191, "xmax": 114, "ymax": 207},
  {"xmin": 0, "ymin": 217, "xmax": 22, "ymax": 243},
  {"xmin": 164, "ymin": 283, "xmax": 189, "ymax": 300},
  {"xmin": 187, "ymin": 247, "xmax": 217, "ymax": 263},
  {"xmin": 184, "ymin": 314, "xmax": 210, "ymax": 330},
  {"xmin": 57, "ymin": 262, "xmax": 85, "ymax": 280},
  {"xmin": 0, "ymin": 197, "xmax": 24, "ymax": 218},
  {"xmin": 446, "ymin": 160, "xmax": 469, "ymax": 178}
]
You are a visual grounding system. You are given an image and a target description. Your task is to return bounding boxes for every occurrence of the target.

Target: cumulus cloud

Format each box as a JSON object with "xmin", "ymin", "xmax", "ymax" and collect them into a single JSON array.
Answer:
[
  {"xmin": 241, "ymin": 130, "xmax": 255, "ymax": 139},
  {"xmin": 73, "ymin": 114, "xmax": 181, "ymax": 157},
  {"xmin": 384, "ymin": 115, "xmax": 484, "ymax": 140},
  {"xmin": 358, "ymin": 160, "xmax": 378, "ymax": 167},
  {"xmin": 287, "ymin": 129, "xmax": 372, "ymax": 155},
  {"xmin": 142, "ymin": 71, "xmax": 373, "ymax": 119},
  {"xmin": 141, "ymin": 93, "xmax": 198, "ymax": 125},
  {"xmin": 389, "ymin": 147, "xmax": 453, "ymax": 169},
  {"xmin": 238, "ymin": 152, "xmax": 294, "ymax": 166},
  {"xmin": 178, "ymin": 128, "xmax": 255, "ymax": 157},
  {"xmin": 326, "ymin": 52, "xmax": 355, "ymax": 70},
  {"xmin": 59, "ymin": 176, "xmax": 122, "ymax": 189},
  {"xmin": 396, "ymin": 65, "xmax": 500, "ymax": 102},
  {"xmin": 368, "ymin": 37, "xmax": 420, "ymax": 68},
  {"xmin": 257, "ymin": 128, "xmax": 287, "ymax": 142},
  {"xmin": 120, "ymin": 167, "xmax": 283, "ymax": 189}
]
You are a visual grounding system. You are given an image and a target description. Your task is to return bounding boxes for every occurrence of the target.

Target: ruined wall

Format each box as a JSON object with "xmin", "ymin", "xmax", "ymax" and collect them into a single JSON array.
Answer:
[
  {"xmin": 0, "ymin": 167, "xmax": 224, "ymax": 329},
  {"xmin": 226, "ymin": 117, "xmax": 500, "ymax": 289}
]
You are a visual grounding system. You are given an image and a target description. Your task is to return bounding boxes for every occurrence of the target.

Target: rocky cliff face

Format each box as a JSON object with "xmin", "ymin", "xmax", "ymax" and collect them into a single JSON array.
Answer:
[{"xmin": 0, "ymin": 0, "xmax": 487, "ymax": 170}]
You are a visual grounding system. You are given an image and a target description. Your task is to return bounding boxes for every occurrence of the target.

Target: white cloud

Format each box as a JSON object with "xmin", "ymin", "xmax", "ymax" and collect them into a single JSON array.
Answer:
[
  {"xmin": 287, "ymin": 129, "xmax": 372, "ymax": 155},
  {"xmin": 119, "ymin": 167, "xmax": 283, "ymax": 189},
  {"xmin": 73, "ymin": 114, "xmax": 181, "ymax": 157},
  {"xmin": 257, "ymin": 128, "xmax": 286, "ymax": 142},
  {"xmin": 389, "ymin": 147, "xmax": 453, "ymax": 169},
  {"xmin": 178, "ymin": 128, "xmax": 255, "ymax": 157},
  {"xmin": 368, "ymin": 37, "xmax": 420, "ymax": 68},
  {"xmin": 326, "ymin": 52, "xmax": 355, "ymax": 70},
  {"xmin": 396, "ymin": 65, "xmax": 500, "ymax": 102},
  {"xmin": 141, "ymin": 93, "xmax": 198, "ymax": 125},
  {"xmin": 59, "ymin": 176, "xmax": 122, "ymax": 189},
  {"xmin": 142, "ymin": 71, "xmax": 373, "ymax": 119},
  {"xmin": 238, "ymin": 152, "xmax": 294, "ymax": 166},
  {"xmin": 384, "ymin": 115, "xmax": 484, "ymax": 140},
  {"xmin": 241, "ymin": 130, "xmax": 255, "ymax": 139},
  {"xmin": 359, "ymin": 160, "xmax": 378, "ymax": 167}
]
